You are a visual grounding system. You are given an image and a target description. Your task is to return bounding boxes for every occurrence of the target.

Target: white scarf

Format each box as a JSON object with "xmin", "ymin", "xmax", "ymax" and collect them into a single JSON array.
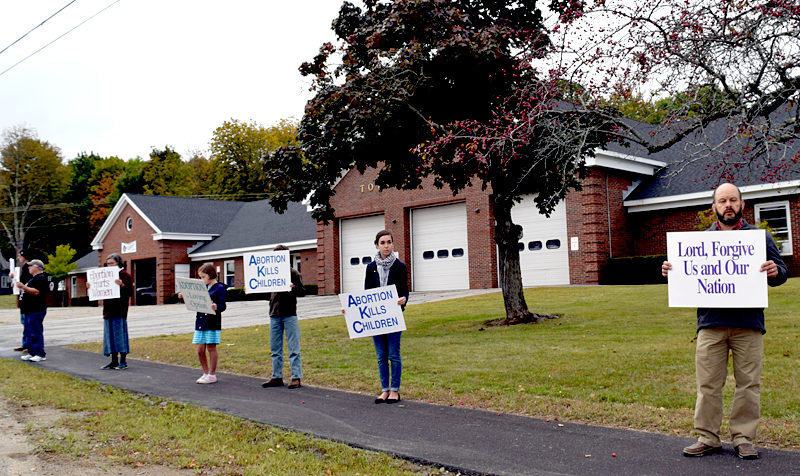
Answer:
[{"xmin": 374, "ymin": 251, "xmax": 396, "ymax": 287}]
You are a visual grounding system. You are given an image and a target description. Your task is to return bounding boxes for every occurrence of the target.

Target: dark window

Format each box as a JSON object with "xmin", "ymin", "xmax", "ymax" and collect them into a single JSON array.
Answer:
[
  {"xmin": 423, "ymin": 251, "xmax": 434, "ymax": 260},
  {"xmin": 452, "ymin": 248, "xmax": 464, "ymax": 257},
  {"xmin": 350, "ymin": 257, "xmax": 360, "ymax": 266},
  {"xmin": 437, "ymin": 249, "xmax": 449, "ymax": 258},
  {"xmin": 518, "ymin": 242, "xmax": 524, "ymax": 251},
  {"xmin": 546, "ymin": 239, "xmax": 561, "ymax": 249},
  {"xmin": 362, "ymin": 257, "xmax": 372, "ymax": 264},
  {"xmin": 529, "ymin": 241, "xmax": 542, "ymax": 251}
]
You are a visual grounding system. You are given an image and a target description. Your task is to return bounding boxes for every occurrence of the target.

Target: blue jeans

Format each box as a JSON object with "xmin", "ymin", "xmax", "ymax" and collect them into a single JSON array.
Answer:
[
  {"xmin": 22, "ymin": 310, "xmax": 46, "ymax": 358},
  {"xmin": 20, "ymin": 312, "xmax": 30, "ymax": 348},
  {"xmin": 270, "ymin": 316, "xmax": 302, "ymax": 379},
  {"xmin": 373, "ymin": 331, "xmax": 402, "ymax": 391}
]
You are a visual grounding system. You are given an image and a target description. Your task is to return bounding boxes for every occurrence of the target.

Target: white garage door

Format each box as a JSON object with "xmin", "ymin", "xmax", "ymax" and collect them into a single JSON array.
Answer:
[
  {"xmin": 340, "ymin": 214, "xmax": 385, "ymax": 293},
  {"xmin": 411, "ymin": 203, "xmax": 469, "ymax": 291},
  {"xmin": 512, "ymin": 195, "xmax": 570, "ymax": 286}
]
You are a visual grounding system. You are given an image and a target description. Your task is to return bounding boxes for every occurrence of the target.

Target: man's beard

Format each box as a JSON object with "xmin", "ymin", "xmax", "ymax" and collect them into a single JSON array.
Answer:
[{"xmin": 716, "ymin": 207, "xmax": 743, "ymax": 226}]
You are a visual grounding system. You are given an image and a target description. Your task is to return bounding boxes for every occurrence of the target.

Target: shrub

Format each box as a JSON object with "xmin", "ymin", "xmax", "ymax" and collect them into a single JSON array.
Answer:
[
  {"xmin": 600, "ymin": 255, "xmax": 667, "ymax": 285},
  {"xmin": 70, "ymin": 296, "xmax": 98, "ymax": 307}
]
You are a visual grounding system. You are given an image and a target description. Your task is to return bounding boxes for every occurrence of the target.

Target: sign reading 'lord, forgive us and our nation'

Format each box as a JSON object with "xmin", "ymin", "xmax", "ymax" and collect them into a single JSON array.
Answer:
[
  {"xmin": 243, "ymin": 250, "xmax": 291, "ymax": 294},
  {"xmin": 340, "ymin": 284, "xmax": 407, "ymax": 338},
  {"xmin": 666, "ymin": 229, "xmax": 768, "ymax": 308}
]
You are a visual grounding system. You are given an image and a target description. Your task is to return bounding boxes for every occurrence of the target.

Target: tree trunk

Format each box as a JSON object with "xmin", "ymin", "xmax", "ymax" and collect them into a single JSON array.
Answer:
[{"xmin": 490, "ymin": 200, "xmax": 558, "ymax": 326}]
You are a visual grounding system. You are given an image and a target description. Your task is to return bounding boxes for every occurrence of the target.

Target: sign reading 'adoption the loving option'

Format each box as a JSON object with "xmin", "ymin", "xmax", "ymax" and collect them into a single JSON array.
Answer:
[
  {"xmin": 339, "ymin": 284, "xmax": 407, "ymax": 339},
  {"xmin": 666, "ymin": 229, "xmax": 767, "ymax": 308}
]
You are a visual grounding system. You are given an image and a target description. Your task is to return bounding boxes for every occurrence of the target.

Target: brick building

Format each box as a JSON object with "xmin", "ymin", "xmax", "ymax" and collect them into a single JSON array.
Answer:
[
  {"xmin": 315, "ymin": 139, "xmax": 800, "ymax": 295},
  {"xmin": 72, "ymin": 194, "xmax": 316, "ymax": 305}
]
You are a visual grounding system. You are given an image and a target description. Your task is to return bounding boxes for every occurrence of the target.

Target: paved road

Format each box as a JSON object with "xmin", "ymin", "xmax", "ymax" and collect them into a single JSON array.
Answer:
[{"xmin": 2, "ymin": 289, "xmax": 799, "ymax": 475}]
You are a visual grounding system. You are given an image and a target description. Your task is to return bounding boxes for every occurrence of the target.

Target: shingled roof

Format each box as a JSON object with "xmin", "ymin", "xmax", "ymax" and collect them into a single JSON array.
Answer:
[
  {"xmin": 125, "ymin": 194, "xmax": 244, "ymax": 235},
  {"xmin": 189, "ymin": 200, "xmax": 317, "ymax": 255}
]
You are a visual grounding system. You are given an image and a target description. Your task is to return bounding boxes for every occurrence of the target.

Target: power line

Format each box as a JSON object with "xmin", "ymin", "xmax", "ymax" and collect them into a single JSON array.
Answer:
[
  {"xmin": 0, "ymin": 0, "xmax": 122, "ymax": 79},
  {"xmin": 0, "ymin": 0, "xmax": 79, "ymax": 57}
]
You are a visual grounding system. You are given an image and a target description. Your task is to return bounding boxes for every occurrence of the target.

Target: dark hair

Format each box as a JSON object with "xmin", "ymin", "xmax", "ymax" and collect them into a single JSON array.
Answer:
[
  {"xmin": 374, "ymin": 229, "xmax": 393, "ymax": 245},
  {"xmin": 198, "ymin": 263, "xmax": 217, "ymax": 279},
  {"xmin": 274, "ymin": 244, "xmax": 289, "ymax": 251},
  {"xmin": 106, "ymin": 253, "xmax": 125, "ymax": 268}
]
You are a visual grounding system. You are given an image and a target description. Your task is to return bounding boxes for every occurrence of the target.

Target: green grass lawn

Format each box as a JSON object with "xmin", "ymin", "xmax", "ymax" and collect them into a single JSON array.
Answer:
[
  {"xmin": 72, "ymin": 281, "xmax": 800, "ymax": 449},
  {"xmin": 0, "ymin": 294, "xmax": 19, "ymax": 309},
  {"xmin": 0, "ymin": 359, "xmax": 452, "ymax": 475}
]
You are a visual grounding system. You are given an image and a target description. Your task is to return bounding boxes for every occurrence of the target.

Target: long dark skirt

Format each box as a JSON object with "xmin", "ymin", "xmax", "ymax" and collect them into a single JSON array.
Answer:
[{"xmin": 103, "ymin": 317, "xmax": 130, "ymax": 355}]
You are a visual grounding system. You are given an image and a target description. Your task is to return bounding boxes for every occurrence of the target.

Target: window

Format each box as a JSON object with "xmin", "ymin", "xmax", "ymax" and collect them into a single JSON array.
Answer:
[
  {"xmin": 224, "ymin": 260, "xmax": 235, "ymax": 287},
  {"xmin": 452, "ymin": 248, "xmax": 464, "ymax": 257},
  {"xmin": 350, "ymin": 257, "xmax": 360, "ymax": 266},
  {"xmin": 362, "ymin": 256, "xmax": 372, "ymax": 264},
  {"xmin": 437, "ymin": 249, "xmax": 449, "ymax": 258},
  {"xmin": 125, "ymin": 217, "xmax": 133, "ymax": 231},
  {"xmin": 518, "ymin": 242, "xmax": 525, "ymax": 251},
  {"xmin": 755, "ymin": 201, "xmax": 792, "ymax": 255},
  {"xmin": 423, "ymin": 250, "xmax": 434, "ymax": 260},
  {"xmin": 71, "ymin": 276, "xmax": 77, "ymax": 297},
  {"xmin": 546, "ymin": 239, "xmax": 561, "ymax": 250},
  {"xmin": 528, "ymin": 241, "xmax": 542, "ymax": 251}
]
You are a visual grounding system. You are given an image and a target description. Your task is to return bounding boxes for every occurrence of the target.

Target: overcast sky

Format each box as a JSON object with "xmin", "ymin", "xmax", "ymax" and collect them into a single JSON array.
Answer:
[{"xmin": 0, "ymin": 0, "xmax": 343, "ymax": 162}]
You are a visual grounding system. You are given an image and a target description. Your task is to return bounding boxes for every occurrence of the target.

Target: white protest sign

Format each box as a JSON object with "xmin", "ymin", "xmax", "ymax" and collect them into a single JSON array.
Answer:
[
  {"xmin": 339, "ymin": 284, "xmax": 407, "ymax": 338},
  {"xmin": 176, "ymin": 277, "xmax": 215, "ymax": 314},
  {"xmin": 87, "ymin": 266, "xmax": 121, "ymax": 301},
  {"xmin": 10, "ymin": 258, "xmax": 19, "ymax": 295},
  {"xmin": 666, "ymin": 229, "xmax": 767, "ymax": 308},
  {"xmin": 243, "ymin": 250, "xmax": 291, "ymax": 294}
]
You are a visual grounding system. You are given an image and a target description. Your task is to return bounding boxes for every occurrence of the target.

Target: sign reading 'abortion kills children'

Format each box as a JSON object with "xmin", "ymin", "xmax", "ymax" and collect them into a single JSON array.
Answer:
[
  {"xmin": 87, "ymin": 266, "xmax": 121, "ymax": 301},
  {"xmin": 340, "ymin": 284, "xmax": 407, "ymax": 338},
  {"xmin": 243, "ymin": 250, "xmax": 291, "ymax": 294},
  {"xmin": 666, "ymin": 229, "xmax": 767, "ymax": 308}
]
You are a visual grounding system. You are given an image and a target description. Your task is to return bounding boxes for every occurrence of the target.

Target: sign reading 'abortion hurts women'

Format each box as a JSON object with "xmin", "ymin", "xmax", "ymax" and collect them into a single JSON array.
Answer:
[
  {"xmin": 340, "ymin": 284, "xmax": 407, "ymax": 338},
  {"xmin": 243, "ymin": 250, "xmax": 291, "ymax": 294},
  {"xmin": 87, "ymin": 266, "xmax": 120, "ymax": 301},
  {"xmin": 666, "ymin": 229, "xmax": 767, "ymax": 308}
]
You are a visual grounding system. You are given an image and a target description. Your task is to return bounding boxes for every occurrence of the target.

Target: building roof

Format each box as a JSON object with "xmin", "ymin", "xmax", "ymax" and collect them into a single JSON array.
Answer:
[
  {"xmin": 189, "ymin": 200, "xmax": 317, "ymax": 257},
  {"xmin": 624, "ymin": 108, "xmax": 800, "ymax": 204},
  {"xmin": 69, "ymin": 250, "xmax": 99, "ymax": 274},
  {"xmin": 125, "ymin": 194, "xmax": 244, "ymax": 234}
]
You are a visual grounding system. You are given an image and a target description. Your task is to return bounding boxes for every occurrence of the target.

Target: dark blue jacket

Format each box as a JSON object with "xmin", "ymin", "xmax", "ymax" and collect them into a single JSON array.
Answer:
[
  {"xmin": 195, "ymin": 282, "xmax": 227, "ymax": 331},
  {"xmin": 697, "ymin": 221, "xmax": 787, "ymax": 334},
  {"xmin": 365, "ymin": 259, "xmax": 409, "ymax": 309}
]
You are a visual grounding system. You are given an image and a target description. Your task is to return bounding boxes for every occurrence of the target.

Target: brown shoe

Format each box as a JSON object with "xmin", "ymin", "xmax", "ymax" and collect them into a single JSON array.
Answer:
[
  {"xmin": 261, "ymin": 378, "xmax": 283, "ymax": 388},
  {"xmin": 683, "ymin": 441, "xmax": 722, "ymax": 457},
  {"xmin": 735, "ymin": 442, "xmax": 759, "ymax": 460},
  {"xmin": 13, "ymin": 346, "xmax": 25, "ymax": 352},
  {"xmin": 288, "ymin": 379, "xmax": 302, "ymax": 389}
]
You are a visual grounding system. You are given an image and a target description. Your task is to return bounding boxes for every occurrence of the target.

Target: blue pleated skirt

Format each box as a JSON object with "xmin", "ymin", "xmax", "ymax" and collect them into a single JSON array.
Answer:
[{"xmin": 192, "ymin": 330, "xmax": 220, "ymax": 345}]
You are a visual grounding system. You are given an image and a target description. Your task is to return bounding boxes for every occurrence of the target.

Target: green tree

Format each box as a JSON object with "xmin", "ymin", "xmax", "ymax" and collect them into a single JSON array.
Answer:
[
  {"xmin": 266, "ymin": 1, "xmax": 614, "ymax": 324},
  {"xmin": 0, "ymin": 126, "xmax": 70, "ymax": 254},
  {"xmin": 45, "ymin": 244, "xmax": 77, "ymax": 282},
  {"xmin": 143, "ymin": 146, "xmax": 194, "ymax": 196},
  {"xmin": 209, "ymin": 118, "xmax": 299, "ymax": 200}
]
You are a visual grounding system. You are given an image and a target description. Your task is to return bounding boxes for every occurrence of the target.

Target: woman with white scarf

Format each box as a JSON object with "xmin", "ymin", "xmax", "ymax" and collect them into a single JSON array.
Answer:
[{"xmin": 364, "ymin": 229, "xmax": 409, "ymax": 403}]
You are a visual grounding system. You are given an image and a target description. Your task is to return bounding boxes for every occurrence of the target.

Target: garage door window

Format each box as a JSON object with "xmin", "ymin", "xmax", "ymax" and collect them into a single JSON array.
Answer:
[
  {"xmin": 529, "ymin": 241, "xmax": 542, "ymax": 251},
  {"xmin": 423, "ymin": 251, "xmax": 435, "ymax": 260},
  {"xmin": 437, "ymin": 249, "xmax": 449, "ymax": 258},
  {"xmin": 546, "ymin": 239, "xmax": 561, "ymax": 249},
  {"xmin": 452, "ymin": 248, "xmax": 464, "ymax": 257}
]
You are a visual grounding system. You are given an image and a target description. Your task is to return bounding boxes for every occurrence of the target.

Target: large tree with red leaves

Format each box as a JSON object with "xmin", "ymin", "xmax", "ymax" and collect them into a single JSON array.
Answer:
[{"xmin": 266, "ymin": 0, "xmax": 618, "ymax": 324}]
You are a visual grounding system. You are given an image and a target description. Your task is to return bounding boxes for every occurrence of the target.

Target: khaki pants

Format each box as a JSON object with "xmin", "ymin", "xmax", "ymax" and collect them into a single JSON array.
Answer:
[{"xmin": 694, "ymin": 327, "xmax": 763, "ymax": 447}]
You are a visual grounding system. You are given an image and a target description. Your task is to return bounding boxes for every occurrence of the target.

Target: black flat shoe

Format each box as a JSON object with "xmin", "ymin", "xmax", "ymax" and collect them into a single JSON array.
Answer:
[
  {"xmin": 100, "ymin": 362, "xmax": 116, "ymax": 370},
  {"xmin": 374, "ymin": 397, "xmax": 387, "ymax": 404},
  {"xmin": 385, "ymin": 396, "xmax": 401, "ymax": 404}
]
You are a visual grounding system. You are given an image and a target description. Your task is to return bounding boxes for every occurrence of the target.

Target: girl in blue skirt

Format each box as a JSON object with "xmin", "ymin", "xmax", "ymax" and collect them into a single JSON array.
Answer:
[{"xmin": 180, "ymin": 263, "xmax": 226, "ymax": 384}]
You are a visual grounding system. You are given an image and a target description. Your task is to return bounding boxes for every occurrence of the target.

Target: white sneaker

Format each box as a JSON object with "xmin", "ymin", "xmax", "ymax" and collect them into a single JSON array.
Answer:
[
  {"xmin": 198, "ymin": 375, "xmax": 217, "ymax": 384},
  {"xmin": 196, "ymin": 374, "xmax": 208, "ymax": 384},
  {"xmin": 28, "ymin": 355, "xmax": 46, "ymax": 362},
  {"xmin": 20, "ymin": 354, "xmax": 31, "ymax": 361}
]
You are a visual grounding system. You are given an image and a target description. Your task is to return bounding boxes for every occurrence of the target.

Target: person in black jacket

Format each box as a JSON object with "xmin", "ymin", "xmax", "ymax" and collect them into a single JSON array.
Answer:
[
  {"xmin": 662, "ymin": 183, "xmax": 788, "ymax": 460},
  {"xmin": 364, "ymin": 230, "xmax": 409, "ymax": 404},
  {"xmin": 11, "ymin": 249, "xmax": 33, "ymax": 353},
  {"xmin": 262, "ymin": 245, "xmax": 306, "ymax": 389}
]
